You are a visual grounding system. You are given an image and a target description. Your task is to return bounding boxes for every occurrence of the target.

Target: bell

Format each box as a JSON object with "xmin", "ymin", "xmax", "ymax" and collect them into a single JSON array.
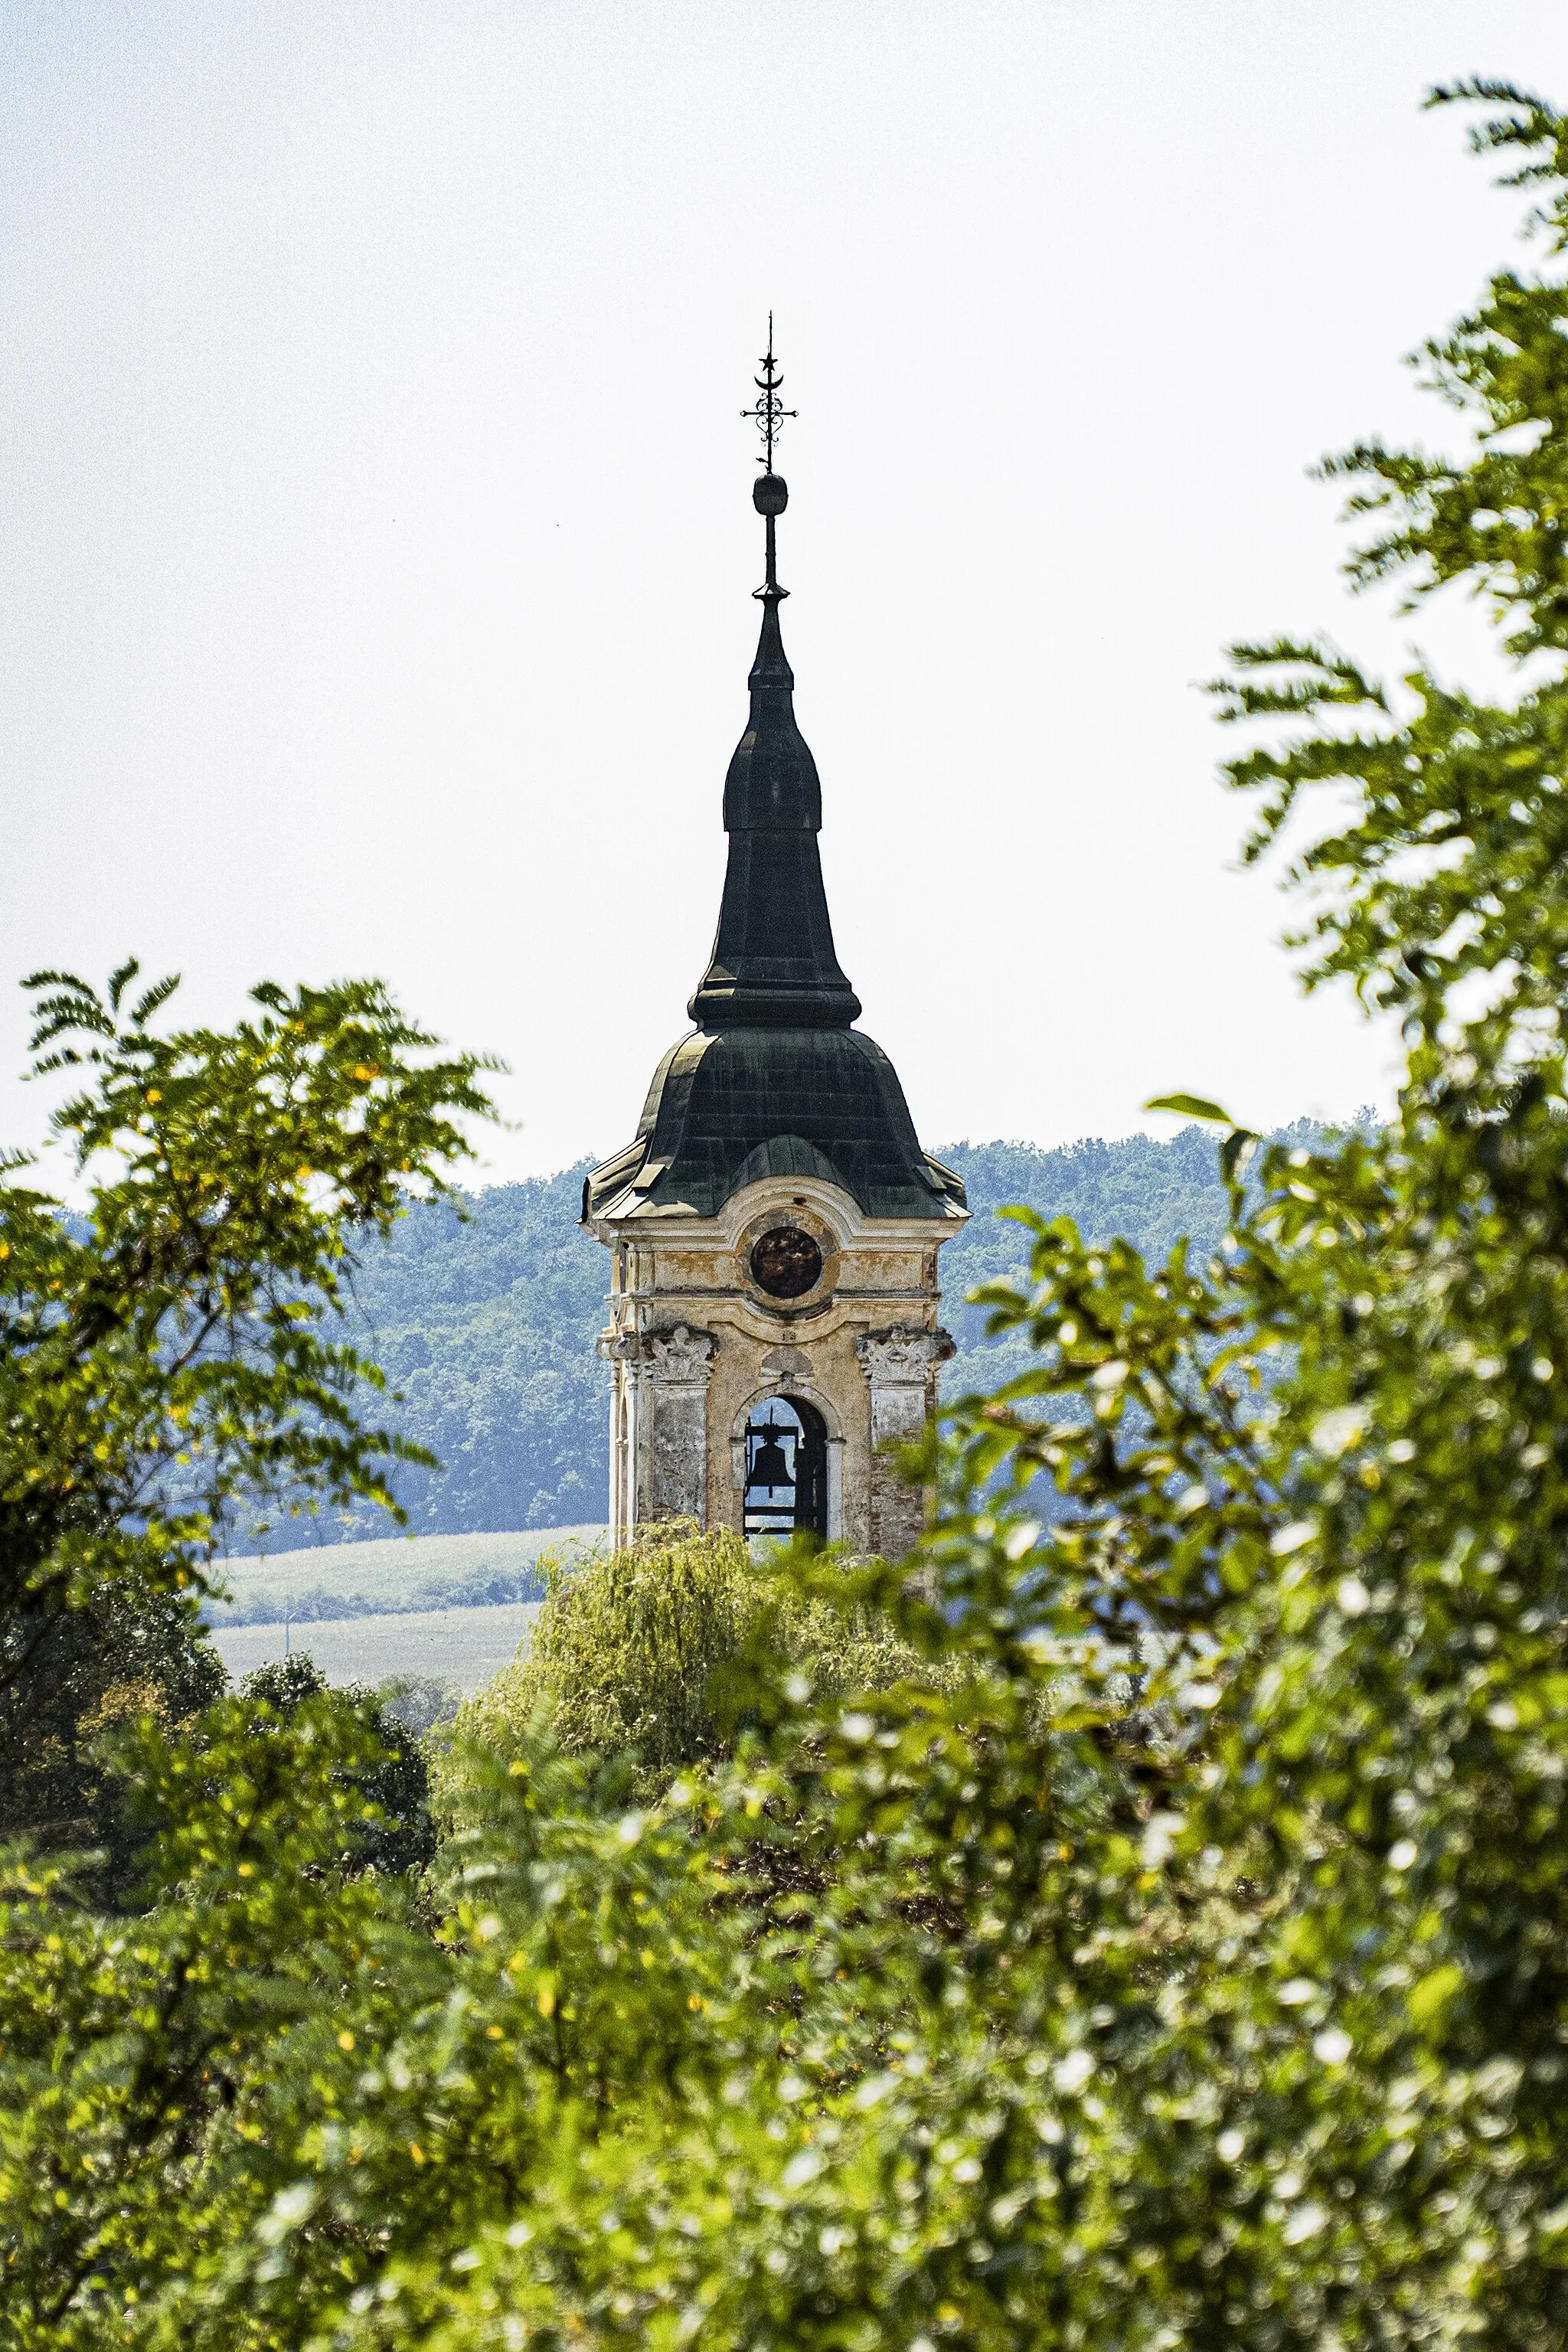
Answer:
[{"xmin": 746, "ymin": 1432, "xmax": 793, "ymax": 1492}]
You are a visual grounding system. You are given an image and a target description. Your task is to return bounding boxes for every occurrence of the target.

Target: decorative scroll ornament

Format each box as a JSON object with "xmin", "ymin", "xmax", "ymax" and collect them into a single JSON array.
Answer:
[
  {"xmin": 741, "ymin": 314, "xmax": 796, "ymax": 473},
  {"xmin": 645, "ymin": 1325, "xmax": 717, "ymax": 1386}
]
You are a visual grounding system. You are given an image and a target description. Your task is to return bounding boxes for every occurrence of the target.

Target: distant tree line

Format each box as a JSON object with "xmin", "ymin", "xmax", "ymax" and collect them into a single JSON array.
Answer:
[{"xmin": 307, "ymin": 1123, "xmax": 1328, "ymax": 1544}]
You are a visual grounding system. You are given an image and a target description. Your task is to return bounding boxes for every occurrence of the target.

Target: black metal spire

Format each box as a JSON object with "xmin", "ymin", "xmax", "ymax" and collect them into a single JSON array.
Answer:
[
  {"xmin": 688, "ymin": 329, "xmax": 861, "ymax": 1031},
  {"xmin": 583, "ymin": 328, "xmax": 967, "ymax": 1226}
]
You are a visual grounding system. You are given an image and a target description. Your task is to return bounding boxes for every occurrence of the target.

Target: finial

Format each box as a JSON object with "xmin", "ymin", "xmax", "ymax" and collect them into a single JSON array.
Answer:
[
  {"xmin": 742, "ymin": 317, "xmax": 794, "ymax": 599},
  {"xmin": 742, "ymin": 312, "xmax": 795, "ymax": 473}
]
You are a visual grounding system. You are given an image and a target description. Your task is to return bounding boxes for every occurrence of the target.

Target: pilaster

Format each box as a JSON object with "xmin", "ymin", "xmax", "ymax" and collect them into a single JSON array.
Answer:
[{"xmin": 856, "ymin": 1325, "xmax": 957, "ymax": 1560}]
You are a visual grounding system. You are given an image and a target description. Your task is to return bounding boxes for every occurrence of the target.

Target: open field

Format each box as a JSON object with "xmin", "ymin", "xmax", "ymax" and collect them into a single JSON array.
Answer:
[
  {"xmin": 204, "ymin": 1526, "xmax": 603, "ymax": 1625},
  {"xmin": 209, "ymin": 1599, "xmax": 542, "ymax": 1692}
]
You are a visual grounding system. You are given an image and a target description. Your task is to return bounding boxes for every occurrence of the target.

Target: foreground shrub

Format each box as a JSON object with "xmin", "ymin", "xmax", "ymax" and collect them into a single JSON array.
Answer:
[
  {"xmin": 9, "ymin": 79, "xmax": 1568, "ymax": 2352},
  {"xmin": 449, "ymin": 1523, "xmax": 942, "ymax": 1798}
]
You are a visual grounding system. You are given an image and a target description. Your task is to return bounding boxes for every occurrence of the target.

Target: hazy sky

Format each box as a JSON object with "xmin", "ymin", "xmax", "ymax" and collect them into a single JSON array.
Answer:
[{"xmin": 3, "ymin": 2, "xmax": 1566, "ymax": 1187}]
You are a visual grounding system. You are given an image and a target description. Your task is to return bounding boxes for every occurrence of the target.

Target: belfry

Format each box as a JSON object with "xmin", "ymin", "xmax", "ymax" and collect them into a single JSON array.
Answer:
[{"xmin": 583, "ymin": 334, "xmax": 967, "ymax": 1553}]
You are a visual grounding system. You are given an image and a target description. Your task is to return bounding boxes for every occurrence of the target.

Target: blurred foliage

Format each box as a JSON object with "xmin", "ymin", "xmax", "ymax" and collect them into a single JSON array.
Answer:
[
  {"xmin": 375, "ymin": 1671, "xmax": 462, "ymax": 1741},
  {"xmin": 0, "ymin": 1583, "xmax": 225, "ymax": 1909},
  {"xmin": 234, "ymin": 1655, "xmax": 437, "ymax": 1880},
  {"xmin": 934, "ymin": 1122, "xmax": 1338, "ymax": 1396},
  {"xmin": 11, "ymin": 77, "xmax": 1568, "ymax": 2350},
  {"xmin": 325, "ymin": 1168, "xmax": 611, "ymax": 1537}
]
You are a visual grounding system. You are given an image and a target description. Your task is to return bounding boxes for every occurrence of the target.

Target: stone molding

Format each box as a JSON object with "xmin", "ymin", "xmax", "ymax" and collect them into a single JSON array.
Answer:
[
  {"xmin": 589, "ymin": 1171, "xmax": 965, "ymax": 1255},
  {"xmin": 595, "ymin": 1324, "xmax": 717, "ymax": 1383}
]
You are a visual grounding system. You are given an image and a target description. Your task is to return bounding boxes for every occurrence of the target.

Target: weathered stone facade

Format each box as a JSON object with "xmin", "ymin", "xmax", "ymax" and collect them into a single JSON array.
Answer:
[{"xmin": 589, "ymin": 1172, "xmax": 962, "ymax": 1553}]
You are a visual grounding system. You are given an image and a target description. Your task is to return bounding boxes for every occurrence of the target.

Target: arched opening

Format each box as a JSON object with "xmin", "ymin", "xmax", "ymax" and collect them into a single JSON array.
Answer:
[{"xmin": 742, "ymin": 1393, "xmax": 828, "ymax": 1540}]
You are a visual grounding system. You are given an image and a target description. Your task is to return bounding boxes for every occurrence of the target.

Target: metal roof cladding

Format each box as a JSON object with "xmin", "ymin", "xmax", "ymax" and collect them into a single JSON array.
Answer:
[{"xmin": 583, "ymin": 337, "xmax": 964, "ymax": 1230}]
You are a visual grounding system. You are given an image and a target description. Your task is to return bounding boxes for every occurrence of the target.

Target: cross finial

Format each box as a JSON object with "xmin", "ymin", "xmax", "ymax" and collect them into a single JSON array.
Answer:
[{"xmin": 741, "ymin": 313, "xmax": 795, "ymax": 472}]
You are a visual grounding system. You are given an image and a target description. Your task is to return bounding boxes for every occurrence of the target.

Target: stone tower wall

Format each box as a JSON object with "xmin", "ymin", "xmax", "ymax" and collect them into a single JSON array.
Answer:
[{"xmin": 590, "ymin": 1174, "xmax": 959, "ymax": 1557}]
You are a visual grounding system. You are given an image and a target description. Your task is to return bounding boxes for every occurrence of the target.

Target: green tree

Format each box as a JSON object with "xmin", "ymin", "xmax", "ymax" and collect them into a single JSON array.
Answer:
[
  {"xmin": 2, "ymin": 1583, "xmax": 226, "ymax": 1906},
  {"xmin": 10, "ymin": 77, "xmax": 1568, "ymax": 2352},
  {"xmin": 0, "ymin": 963, "xmax": 493, "ymax": 1876},
  {"xmin": 0, "ymin": 1690, "xmax": 439, "ymax": 2348}
]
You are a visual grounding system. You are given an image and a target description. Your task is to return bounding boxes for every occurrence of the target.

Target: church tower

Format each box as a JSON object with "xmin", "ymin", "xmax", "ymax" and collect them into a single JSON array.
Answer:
[{"xmin": 582, "ymin": 335, "xmax": 967, "ymax": 1555}]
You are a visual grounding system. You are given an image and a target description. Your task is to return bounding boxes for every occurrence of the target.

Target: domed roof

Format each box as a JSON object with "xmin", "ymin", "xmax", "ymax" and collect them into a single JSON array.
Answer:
[{"xmin": 584, "ymin": 1027, "xmax": 965, "ymax": 1222}]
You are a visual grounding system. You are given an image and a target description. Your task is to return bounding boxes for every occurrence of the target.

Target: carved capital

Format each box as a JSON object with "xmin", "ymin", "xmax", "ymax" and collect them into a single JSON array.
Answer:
[
  {"xmin": 855, "ymin": 1325, "xmax": 949, "ymax": 1387},
  {"xmin": 644, "ymin": 1323, "xmax": 716, "ymax": 1387}
]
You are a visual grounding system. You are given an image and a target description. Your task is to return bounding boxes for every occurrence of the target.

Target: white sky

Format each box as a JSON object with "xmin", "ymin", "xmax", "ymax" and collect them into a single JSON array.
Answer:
[{"xmin": 2, "ymin": 2, "xmax": 1566, "ymax": 1186}]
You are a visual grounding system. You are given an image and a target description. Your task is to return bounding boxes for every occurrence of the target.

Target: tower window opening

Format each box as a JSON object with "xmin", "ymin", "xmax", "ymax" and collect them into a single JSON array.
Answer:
[{"xmin": 743, "ymin": 1394, "xmax": 828, "ymax": 1539}]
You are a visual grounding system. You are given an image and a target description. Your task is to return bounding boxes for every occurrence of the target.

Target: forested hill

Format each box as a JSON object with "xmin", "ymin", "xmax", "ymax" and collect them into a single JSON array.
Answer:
[{"xmin": 315, "ymin": 1125, "xmax": 1324, "ymax": 1543}]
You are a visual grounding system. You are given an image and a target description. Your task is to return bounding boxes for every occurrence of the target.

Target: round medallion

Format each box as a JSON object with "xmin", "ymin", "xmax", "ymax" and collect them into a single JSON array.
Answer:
[{"xmin": 750, "ymin": 1226, "xmax": 823, "ymax": 1300}]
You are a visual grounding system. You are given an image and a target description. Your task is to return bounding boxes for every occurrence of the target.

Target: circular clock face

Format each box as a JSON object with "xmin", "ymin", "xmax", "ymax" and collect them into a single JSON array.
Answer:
[{"xmin": 750, "ymin": 1226, "xmax": 824, "ymax": 1300}]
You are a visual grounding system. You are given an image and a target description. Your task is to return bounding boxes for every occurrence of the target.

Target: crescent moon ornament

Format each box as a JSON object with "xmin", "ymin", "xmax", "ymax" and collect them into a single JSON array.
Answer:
[{"xmin": 742, "ymin": 314, "xmax": 795, "ymax": 473}]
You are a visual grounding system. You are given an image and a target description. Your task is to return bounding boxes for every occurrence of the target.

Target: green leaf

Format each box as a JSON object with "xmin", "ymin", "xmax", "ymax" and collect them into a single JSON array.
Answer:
[
  {"xmin": 1407, "ymin": 1964, "xmax": 1465, "ymax": 2028},
  {"xmin": 1145, "ymin": 1093, "xmax": 1234, "ymax": 1125}
]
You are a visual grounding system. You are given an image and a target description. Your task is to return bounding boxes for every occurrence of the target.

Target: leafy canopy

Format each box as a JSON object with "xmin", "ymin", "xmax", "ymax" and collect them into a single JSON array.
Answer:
[
  {"xmin": 2, "ymin": 962, "xmax": 494, "ymax": 1633},
  {"xmin": 0, "ymin": 962, "xmax": 493, "ymax": 1873},
  {"xmin": 10, "ymin": 76, "xmax": 1568, "ymax": 2352}
]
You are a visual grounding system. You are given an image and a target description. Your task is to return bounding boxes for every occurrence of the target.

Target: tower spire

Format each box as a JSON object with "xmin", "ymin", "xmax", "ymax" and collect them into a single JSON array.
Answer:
[{"xmin": 687, "ymin": 330, "xmax": 860, "ymax": 1031}]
